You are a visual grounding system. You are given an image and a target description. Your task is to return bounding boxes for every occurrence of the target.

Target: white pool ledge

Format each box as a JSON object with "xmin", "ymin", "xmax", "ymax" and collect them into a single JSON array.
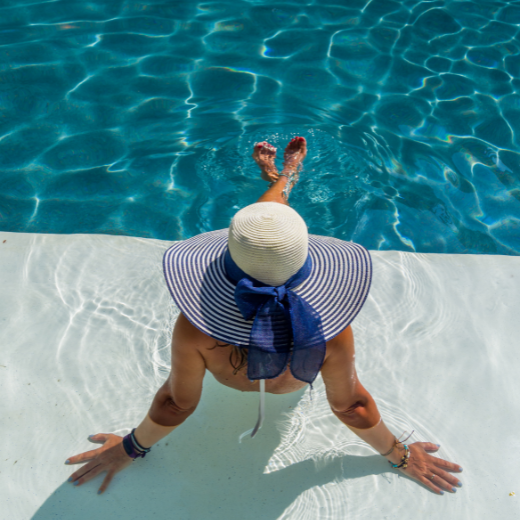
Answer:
[{"xmin": 1, "ymin": 231, "xmax": 519, "ymax": 520}]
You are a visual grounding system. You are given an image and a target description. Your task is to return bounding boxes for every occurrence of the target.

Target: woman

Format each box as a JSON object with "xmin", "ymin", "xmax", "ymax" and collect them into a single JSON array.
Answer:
[{"xmin": 66, "ymin": 137, "xmax": 462, "ymax": 496}]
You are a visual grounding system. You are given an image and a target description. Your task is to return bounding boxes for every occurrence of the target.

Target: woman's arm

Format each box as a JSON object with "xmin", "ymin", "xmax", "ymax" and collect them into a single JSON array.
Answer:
[
  {"xmin": 134, "ymin": 313, "xmax": 207, "ymax": 445},
  {"xmin": 321, "ymin": 326, "xmax": 463, "ymax": 495},
  {"xmin": 66, "ymin": 313, "xmax": 208, "ymax": 494}
]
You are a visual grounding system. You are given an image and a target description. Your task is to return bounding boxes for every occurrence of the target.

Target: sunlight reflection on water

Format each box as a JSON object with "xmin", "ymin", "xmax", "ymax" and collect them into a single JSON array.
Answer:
[{"xmin": 0, "ymin": 1, "xmax": 519, "ymax": 255}]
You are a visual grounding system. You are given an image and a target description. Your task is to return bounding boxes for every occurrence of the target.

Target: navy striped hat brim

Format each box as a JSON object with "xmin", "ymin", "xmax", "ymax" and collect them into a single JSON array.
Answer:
[{"xmin": 163, "ymin": 229, "xmax": 372, "ymax": 346}]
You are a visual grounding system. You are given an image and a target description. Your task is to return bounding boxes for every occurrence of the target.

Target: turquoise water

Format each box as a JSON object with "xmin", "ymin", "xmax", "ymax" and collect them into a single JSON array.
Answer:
[{"xmin": 0, "ymin": 0, "xmax": 519, "ymax": 254}]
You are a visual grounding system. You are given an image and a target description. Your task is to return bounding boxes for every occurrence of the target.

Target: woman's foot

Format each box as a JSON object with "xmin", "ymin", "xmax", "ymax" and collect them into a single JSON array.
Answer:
[
  {"xmin": 282, "ymin": 136, "xmax": 307, "ymax": 174},
  {"xmin": 252, "ymin": 141, "xmax": 278, "ymax": 183}
]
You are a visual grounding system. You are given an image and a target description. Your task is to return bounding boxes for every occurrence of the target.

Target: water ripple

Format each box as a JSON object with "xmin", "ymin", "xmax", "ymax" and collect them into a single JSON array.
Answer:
[{"xmin": 0, "ymin": 0, "xmax": 519, "ymax": 255}]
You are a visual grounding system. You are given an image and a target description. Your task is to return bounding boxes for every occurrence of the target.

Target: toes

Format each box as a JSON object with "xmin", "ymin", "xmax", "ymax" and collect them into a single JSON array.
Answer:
[
  {"xmin": 261, "ymin": 143, "xmax": 277, "ymax": 155},
  {"xmin": 254, "ymin": 141, "xmax": 276, "ymax": 154},
  {"xmin": 286, "ymin": 139, "xmax": 299, "ymax": 152},
  {"xmin": 287, "ymin": 137, "xmax": 306, "ymax": 151}
]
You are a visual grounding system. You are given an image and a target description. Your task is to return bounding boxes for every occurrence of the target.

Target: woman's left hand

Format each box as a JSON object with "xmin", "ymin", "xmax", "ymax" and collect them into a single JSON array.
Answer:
[{"xmin": 397, "ymin": 442, "xmax": 463, "ymax": 494}]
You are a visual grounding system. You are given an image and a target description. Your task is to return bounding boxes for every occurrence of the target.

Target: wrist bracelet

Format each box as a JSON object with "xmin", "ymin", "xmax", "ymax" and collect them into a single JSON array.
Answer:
[
  {"xmin": 122, "ymin": 428, "xmax": 151, "ymax": 461},
  {"xmin": 380, "ymin": 438, "xmax": 398, "ymax": 457},
  {"xmin": 278, "ymin": 173, "xmax": 290, "ymax": 179},
  {"xmin": 389, "ymin": 444, "xmax": 410, "ymax": 469},
  {"xmin": 380, "ymin": 429, "xmax": 414, "ymax": 457}
]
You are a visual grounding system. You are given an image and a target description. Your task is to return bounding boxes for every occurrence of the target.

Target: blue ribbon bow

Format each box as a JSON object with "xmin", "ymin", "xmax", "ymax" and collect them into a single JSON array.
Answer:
[{"xmin": 224, "ymin": 249, "xmax": 326, "ymax": 384}]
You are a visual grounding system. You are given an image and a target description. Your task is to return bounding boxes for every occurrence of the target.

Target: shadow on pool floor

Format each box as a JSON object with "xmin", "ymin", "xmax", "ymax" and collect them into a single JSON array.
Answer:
[{"xmin": 31, "ymin": 382, "xmax": 390, "ymax": 520}]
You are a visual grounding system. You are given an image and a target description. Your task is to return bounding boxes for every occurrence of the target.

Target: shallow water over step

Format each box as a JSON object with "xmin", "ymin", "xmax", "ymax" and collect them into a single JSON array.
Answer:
[{"xmin": 1, "ymin": 231, "xmax": 519, "ymax": 519}]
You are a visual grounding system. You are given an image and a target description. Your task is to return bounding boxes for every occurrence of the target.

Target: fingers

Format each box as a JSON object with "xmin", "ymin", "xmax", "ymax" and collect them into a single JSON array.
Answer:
[
  {"xmin": 66, "ymin": 447, "xmax": 103, "ymax": 465},
  {"xmin": 71, "ymin": 463, "xmax": 104, "ymax": 487},
  {"xmin": 425, "ymin": 472, "xmax": 458, "ymax": 494},
  {"xmin": 434, "ymin": 468, "xmax": 463, "ymax": 491},
  {"xmin": 67, "ymin": 439, "xmax": 130, "ymax": 495},
  {"xmin": 415, "ymin": 442, "xmax": 440, "ymax": 452},
  {"xmin": 88, "ymin": 433, "xmax": 109, "ymax": 445},
  {"xmin": 432, "ymin": 455, "xmax": 463, "ymax": 473},
  {"xmin": 418, "ymin": 475, "xmax": 444, "ymax": 495},
  {"xmin": 401, "ymin": 443, "xmax": 463, "ymax": 496},
  {"xmin": 98, "ymin": 471, "xmax": 115, "ymax": 495},
  {"xmin": 69, "ymin": 460, "xmax": 101, "ymax": 483}
]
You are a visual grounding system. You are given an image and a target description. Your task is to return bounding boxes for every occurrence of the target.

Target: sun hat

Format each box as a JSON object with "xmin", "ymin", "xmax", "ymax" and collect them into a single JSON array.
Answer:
[
  {"xmin": 163, "ymin": 201, "xmax": 372, "ymax": 437},
  {"xmin": 228, "ymin": 202, "xmax": 309, "ymax": 286},
  {"xmin": 163, "ymin": 201, "xmax": 372, "ymax": 373}
]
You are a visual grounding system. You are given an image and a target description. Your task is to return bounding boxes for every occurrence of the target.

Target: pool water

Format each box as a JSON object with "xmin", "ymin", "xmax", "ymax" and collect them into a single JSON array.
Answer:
[{"xmin": 0, "ymin": 0, "xmax": 519, "ymax": 254}]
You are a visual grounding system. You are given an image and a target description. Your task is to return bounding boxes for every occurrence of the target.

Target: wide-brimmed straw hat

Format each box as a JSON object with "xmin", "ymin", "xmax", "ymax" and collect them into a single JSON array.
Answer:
[{"xmin": 163, "ymin": 202, "xmax": 372, "ymax": 357}]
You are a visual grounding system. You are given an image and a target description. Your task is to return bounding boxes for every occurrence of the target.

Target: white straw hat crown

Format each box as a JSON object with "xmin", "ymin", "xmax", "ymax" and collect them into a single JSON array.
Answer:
[
  {"xmin": 163, "ymin": 207, "xmax": 372, "ymax": 347},
  {"xmin": 228, "ymin": 202, "xmax": 308, "ymax": 286}
]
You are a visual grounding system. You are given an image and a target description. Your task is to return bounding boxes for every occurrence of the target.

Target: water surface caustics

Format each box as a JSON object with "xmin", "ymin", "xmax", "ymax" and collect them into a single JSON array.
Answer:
[{"xmin": 0, "ymin": 0, "xmax": 519, "ymax": 254}]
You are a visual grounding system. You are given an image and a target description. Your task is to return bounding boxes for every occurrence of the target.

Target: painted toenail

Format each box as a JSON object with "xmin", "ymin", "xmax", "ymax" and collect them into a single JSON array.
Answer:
[
  {"xmin": 439, "ymin": 491, "xmax": 444, "ymax": 495},
  {"xmin": 68, "ymin": 477, "xmax": 73, "ymax": 482},
  {"xmin": 458, "ymin": 467, "xmax": 463, "ymax": 472},
  {"xmin": 457, "ymin": 482, "xmax": 462, "ymax": 487},
  {"xmin": 65, "ymin": 459, "xmax": 70, "ymax": 465},
  {"xmin": 74, "ymin": 481, "xmax": 79, "ymax": 486},
  {"xmin": 452, "ymin": 487, "xmax": 457, "ymax": 492}
]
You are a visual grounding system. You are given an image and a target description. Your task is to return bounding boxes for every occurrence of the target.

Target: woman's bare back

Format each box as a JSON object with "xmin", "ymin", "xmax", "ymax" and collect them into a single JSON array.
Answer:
[{"xmin": 200, "ymin": 340, "xmax": 308, "ymax": 394}]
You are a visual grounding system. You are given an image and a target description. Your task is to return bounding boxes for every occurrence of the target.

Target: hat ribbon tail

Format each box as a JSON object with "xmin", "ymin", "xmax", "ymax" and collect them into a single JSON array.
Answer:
[{"xmin": 238, "ymin": 379, "xmax": 265, "ymax": 443}]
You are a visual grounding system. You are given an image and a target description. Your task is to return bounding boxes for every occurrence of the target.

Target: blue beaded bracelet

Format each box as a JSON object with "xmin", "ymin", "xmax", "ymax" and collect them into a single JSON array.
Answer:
[{"xmin": 389, "ymin": 444, "xmax": 409, "ymax": 469}]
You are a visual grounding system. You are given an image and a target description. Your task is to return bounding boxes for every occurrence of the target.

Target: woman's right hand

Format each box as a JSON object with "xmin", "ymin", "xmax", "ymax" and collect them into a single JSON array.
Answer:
[{"xmin": 65, "ymin": 433, "xmax": 133, "ymax": 494}]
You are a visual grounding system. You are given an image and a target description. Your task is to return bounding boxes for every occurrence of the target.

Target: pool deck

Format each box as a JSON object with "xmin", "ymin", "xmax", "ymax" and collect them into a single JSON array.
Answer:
[{"xmin": 1, "ymin": 231, "xmax": 519, "ymax": 520}]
